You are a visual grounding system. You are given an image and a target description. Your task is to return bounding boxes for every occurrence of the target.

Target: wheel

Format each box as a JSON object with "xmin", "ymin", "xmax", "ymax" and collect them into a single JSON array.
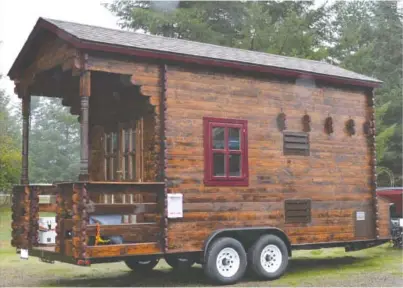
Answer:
[
  {"xmin": 125, "ymin": 257, "xmax": 159, "ymax": 272},
  {"xmin": 165, "ymin": 254, "xmax": 196, "ymax": 270},
  {"xmin": 204, "ymin": 237, "xmax": 247, "ymax": 285},
  {"xmin": 248, "ymin": 234, "xmax": 289, "ymax": 280}
]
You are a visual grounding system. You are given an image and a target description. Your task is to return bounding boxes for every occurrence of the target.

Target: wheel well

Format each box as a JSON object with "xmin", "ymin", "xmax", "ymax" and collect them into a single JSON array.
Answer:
[{"xmin": 203, "ymin": 228, "xmax": 292, "ymax": 259}]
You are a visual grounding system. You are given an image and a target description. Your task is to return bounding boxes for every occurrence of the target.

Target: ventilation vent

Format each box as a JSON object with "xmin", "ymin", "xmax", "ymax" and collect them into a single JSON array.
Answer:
[
  {"xmin": 284, "ymin": 199, "xmax": 311, "ymax": 224},
  {"xmin": 283, "ymin": 131, "xmax": 310, "ymax": 156}
]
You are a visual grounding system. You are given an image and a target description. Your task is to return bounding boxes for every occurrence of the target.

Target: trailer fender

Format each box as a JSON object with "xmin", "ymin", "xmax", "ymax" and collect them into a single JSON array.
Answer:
[{"xmin": 203, "ymin": 227, "xmax": 292, "ymax": 260}]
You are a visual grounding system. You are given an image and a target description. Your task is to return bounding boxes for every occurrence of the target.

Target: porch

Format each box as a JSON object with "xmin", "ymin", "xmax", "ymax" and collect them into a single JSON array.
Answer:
[{"xmin": 9, "ymin": 25, "xmax": 167, "ymax": 262}]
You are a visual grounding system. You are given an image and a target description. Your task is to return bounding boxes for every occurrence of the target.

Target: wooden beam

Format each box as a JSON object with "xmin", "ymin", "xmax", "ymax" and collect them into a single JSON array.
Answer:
[
  {"xmin": 20, "ymin": 87, "xmax": 30, "ymax": 184},
  {"xmin": 20, "ymin": 38, "xmax": 76, "ymax": 86},
  {"xmin": 85, "ymin": 242, "xmax": 161, "ymax": 258},
  {"xmin": 79, "ymin": 52, "xmax": 91, "ymax": 181}
]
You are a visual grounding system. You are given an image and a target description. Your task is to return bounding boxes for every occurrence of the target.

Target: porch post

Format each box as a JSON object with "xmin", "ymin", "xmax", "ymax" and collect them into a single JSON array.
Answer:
[
  {"xmin": 20, "ymin": 88, "xmax": 31, "ymax": 184},
  {"xmin": 79, "ymin": 70, "xmax": 91, "ymax": 181}
]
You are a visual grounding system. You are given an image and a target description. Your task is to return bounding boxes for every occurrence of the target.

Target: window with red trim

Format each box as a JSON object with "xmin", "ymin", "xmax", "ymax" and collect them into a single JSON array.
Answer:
[{"xmin": 203, "ymin": 117, "xmax": 248, "ymax": 186}]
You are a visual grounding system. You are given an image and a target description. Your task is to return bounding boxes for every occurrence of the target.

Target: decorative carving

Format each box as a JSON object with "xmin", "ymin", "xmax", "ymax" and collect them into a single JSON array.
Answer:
[
  {"xmin": 276, "ymin": 112, "xmax": 287, "ymax": 131},
  {"xmin": 363, "ymin": 121, "xmax": 373, "ymax": 136},
  {"xmin": 324, "ymin": 116, "xmax": 333, "ymax": 135},
  {"xmin": 302, "ymin": 114, "xmax": 311, "ymax": 132},
  {"xmin": 345, "ymin": 118, "xmax": 355, "ymax": 136}
]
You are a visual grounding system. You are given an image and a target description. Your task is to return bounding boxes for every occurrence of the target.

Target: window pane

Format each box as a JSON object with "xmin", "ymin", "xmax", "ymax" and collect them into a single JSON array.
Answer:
[
  {"xmin": 229, "ymin": 154, "xmax": 241, "ymax": 177},
  {"xmin": 132, "ymin": 155, "xmax": 136, "ymax": 180},
  {"xmin": 213, "ymin": 153, "xmax": 225, "ymax": 176},
  {"xmin": 124, "ymin": 156, "xmax": 129, "ymax": 180},
  {"xmin": 212, "ymin": 127, "xmax": 225, "ymax": 149},
  {"xmin": 113, "ymin": 156, "xmax": 118, "ymax": 180},
  {"xmin": 131, "ymin": 128, "xmax": 136, "ymax": 152},
  {"xmin": 124, "ymin": 129, "xmax": 130, "ymax": 152},
  {"xmin": 105, "ymin": 159, "xmax": 110, "ymax": 180},
  {"xmin": 112, "ymin": 132, "xmax": 118, "ymax": 152},
  {"xmin": 228, "ymin": 128, "xmax": 240, "ymax": 150},
  {"xmin": 106, "ymin": 134, "xmax": 111, "ymax": 154}
]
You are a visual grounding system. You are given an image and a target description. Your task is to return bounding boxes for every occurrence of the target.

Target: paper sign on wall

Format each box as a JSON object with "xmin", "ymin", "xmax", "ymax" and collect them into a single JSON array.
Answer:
[
  {"xmin": 167, "ymin": 193, "xmax": 183, "ymax": 218},
  {"xmin": 356, "ymin": 211, "xmax": 365, "ymax": 221}
]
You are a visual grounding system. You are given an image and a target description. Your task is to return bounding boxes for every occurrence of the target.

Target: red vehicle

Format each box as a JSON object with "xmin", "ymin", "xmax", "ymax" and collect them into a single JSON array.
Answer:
[
  {"xmin": 376, "ymin": 187, "xmax": 403, "ymax": 218},
  {"xmin": 376, "ymin": 187, "xmax": 403, "ymax": 247}
]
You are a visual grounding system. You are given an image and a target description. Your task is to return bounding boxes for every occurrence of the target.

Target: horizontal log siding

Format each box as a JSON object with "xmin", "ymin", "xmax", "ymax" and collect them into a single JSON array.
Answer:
[{"xmin": 165, "ymin": 65, "xmax": 374, "ymax": 252}]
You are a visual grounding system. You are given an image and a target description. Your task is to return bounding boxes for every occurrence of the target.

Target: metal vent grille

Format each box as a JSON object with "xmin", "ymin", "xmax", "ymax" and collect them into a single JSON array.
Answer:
[
  {"xmin": 283, "ymin": 131, "xmax": 310, "ymax": 156},
  {"xmin": 284, "ymin": 199, "xmax": 311, "ymax": 224}
]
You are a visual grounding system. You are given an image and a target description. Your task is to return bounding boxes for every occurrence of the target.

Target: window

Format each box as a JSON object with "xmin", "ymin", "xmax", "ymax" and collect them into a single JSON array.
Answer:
[
  {"xmin": 121, "ymin": 125, "xmax": 137, "ymax": 181},
  {"xmin": 104, "ymin": 132, "xmax": 118, "ymax": 181},
  {"xmin": 203, "ymin": 117, "xmax": 248, "ymax": 186},
  {"xmin": 103, "ymin": 119, "xmax": 143, "ymax": 181},
  {"xmin": 283, "ymin": 131, "xmax": 310, "ymax": 156}
]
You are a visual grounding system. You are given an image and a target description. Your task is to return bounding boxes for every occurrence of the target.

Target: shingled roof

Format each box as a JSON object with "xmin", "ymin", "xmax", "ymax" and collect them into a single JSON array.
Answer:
[{"xmin": 9, "ymin": 17, "xmax": 382, "ymax": 88}]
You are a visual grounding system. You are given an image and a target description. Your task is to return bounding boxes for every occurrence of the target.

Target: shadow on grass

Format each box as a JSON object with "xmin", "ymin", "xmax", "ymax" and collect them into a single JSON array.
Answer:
[
  {"xmin": 42, "ymin": 256, "xmax": 369, "ymax": 287},
  {"xmin": 44, "ymin": 267, "xmax": 208, "ymax": 287}
]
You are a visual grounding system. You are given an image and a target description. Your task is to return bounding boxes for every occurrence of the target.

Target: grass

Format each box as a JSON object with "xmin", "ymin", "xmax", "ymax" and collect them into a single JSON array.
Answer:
[{"xmin": 0, "ymin": 207, "xmax": 402, "ymax": 287}]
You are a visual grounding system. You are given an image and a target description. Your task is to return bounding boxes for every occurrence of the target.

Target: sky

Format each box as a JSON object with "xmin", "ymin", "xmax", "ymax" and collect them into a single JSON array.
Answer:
[{"xmin": 0, "ymin": 0, "xmax": 120, "ymax": 97}]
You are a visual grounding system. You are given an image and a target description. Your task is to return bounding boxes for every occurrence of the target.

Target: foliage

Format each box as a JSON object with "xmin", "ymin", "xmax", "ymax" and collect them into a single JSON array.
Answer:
[
  {"xmin": 106, "ymin": 0, "xmax": 402, "ymax": 186},
  {"xmin": 0, "ymin": 75, "xmax": 20, "ymax": 193},
  {"xmin": 327, "ymin": 0, "xmax": 402, "ymax": 186},
  {"xmin": 29, "ymin": 97, "xmax": 80, "ymax": 183}
]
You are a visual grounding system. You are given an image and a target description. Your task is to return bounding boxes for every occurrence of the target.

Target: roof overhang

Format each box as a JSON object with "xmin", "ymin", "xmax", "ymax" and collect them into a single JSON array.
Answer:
[{"xmin": 8, "ymin": 17, "xmax": 382, "ymax": 89}]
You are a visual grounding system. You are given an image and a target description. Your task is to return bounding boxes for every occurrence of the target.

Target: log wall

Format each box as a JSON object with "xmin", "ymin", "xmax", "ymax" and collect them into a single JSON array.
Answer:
[{"xmin": 164, "ymin": 65, "xmax": 379, "ymax": 252}]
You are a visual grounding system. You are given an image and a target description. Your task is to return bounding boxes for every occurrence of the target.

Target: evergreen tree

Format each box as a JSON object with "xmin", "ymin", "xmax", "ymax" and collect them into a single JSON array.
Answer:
[
  {"xmin": 0, "ymin": 74, "xmax": 20, "ymax": 192},
  {"xmin": 29, "ymin": 97, "xmax": 80, "ymax": 183}
]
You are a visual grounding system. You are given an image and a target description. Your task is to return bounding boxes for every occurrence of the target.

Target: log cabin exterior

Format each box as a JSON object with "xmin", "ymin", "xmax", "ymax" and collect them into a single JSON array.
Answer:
[{"xmin": 8, "ymin": 17, "xmax": 391, "ymax": 284}]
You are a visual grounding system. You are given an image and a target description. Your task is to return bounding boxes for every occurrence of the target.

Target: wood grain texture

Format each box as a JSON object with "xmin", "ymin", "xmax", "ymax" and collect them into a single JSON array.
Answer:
[
  {"xmin": 18, "ymin": 35, "xmax": 76, "ymax": 85},
  {"xmin": 85, "ymin": 242, "xmax": 161, "ymax": 258},
  {"xmin": 87, "ymin": 223, "xmax": 159, "ymax": 243},
  {"xmin": 165, "ymin": 65, "xmax": 376, "ymax": 252},
  {"xmin": 377, "ymin": 196, "xmax": 391, "ymax": 239}
]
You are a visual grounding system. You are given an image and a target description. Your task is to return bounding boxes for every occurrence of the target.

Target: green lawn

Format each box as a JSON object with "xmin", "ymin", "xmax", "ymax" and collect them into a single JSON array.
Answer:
[{"xmin": 0, "ymin": 207, "xmax": 402, "ymax": 287}]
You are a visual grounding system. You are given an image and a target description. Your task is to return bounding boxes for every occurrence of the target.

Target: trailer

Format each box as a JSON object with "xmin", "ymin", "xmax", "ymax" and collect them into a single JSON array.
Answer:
[{"xmin": 8, "ymin": 17, "xmax": 391, "ymax": 285}]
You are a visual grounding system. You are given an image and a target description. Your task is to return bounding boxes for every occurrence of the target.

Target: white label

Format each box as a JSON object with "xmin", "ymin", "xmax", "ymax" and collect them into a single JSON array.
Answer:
[
  {"xmin": 20, "ymin": 249, "xmax": 28, "ymax": 260},
  {"xmin": 399, "ymin": 218, "xmax": 403, "ymax": 227},
  {"xmin": 167, "ymin": 193, "xmax": 183, "ymax": 218},
  {"xmin": 356, "ymin": 211, "xmax": 365, "ymax": 221}
]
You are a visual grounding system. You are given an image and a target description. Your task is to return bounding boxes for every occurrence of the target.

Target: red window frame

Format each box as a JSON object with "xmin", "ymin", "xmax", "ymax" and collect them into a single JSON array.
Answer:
[{"xmin": 203, "ymin": 117, "xmax": 249, "ymax": 186}]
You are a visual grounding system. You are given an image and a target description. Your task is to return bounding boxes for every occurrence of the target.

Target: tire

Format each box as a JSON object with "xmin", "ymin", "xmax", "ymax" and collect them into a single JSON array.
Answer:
[
  {"xmin": 247, "ymin": 234, "xmax": 289, "ymax": 280},
  {"xmin": 165, "ymin": 254, "xmax": 195, "ymax": 270},
  {"xmin": 204, "ymin": 237, "xmax": 247, "ymax": 285},
  {"xmin": 125, "ymin": 257, "xmax": 159, "ymax": 272}
]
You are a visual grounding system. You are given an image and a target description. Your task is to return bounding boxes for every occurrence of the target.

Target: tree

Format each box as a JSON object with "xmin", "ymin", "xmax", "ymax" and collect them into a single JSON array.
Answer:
[
  {"xmin": 106, "ymin": 0, "xmax": 402, "ymax": 186},
  {"xmin": 29, "ymin": 97, "xmax": 80, "ymax": 183},
  {"xmin": 0, "ymin": 74, "xmax": 21, "ymax": 192},
  {"xmin": 327, "ymin": 0, "xmax": 402, "ymax": 186},
  {"xmin": 105, "ymin": 0, "xmax": 329, "ymax": 59}
]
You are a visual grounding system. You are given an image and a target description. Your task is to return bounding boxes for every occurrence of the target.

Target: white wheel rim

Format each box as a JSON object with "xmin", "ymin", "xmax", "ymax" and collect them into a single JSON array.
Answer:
[
  {"xmin": 216, "ymin": 247, "xmax": 240, "ymax": 278},
  {"xmin": 260, "ymin": 244, "xmax": 282, "ymax": 273}
]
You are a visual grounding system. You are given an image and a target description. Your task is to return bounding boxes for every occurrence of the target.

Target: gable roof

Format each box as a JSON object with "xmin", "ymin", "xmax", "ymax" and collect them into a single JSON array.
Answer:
[{"xmin": 9, "ymin": 17, "xmax": 382, "ymax": 88}]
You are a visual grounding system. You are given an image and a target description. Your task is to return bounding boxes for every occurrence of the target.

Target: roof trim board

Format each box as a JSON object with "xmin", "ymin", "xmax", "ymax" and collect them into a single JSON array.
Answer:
[{"xmin": 8, "ymin": 17, "xmax": 382, "ymax": 89}]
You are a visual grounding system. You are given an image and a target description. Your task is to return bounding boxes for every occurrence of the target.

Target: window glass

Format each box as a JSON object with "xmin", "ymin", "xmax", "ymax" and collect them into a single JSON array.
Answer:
[
  {"xmin": 212, "ymin": 127, "xmax": 225, "ymax": 149},
  {"xmin": 124, "ymin": 156, "xmax": 129, "ymax": 180},
  {"xmin": 106, "ymin": 134, "xmax": 111, "ymax": 153},
  {"xmin": 228, "ymin": 128, "xmax": 240, "ymax": 150},
  {"xmin": 213, "ymin": 153, "xmax": 225, "ymax": 176},
  {"xmin": 132, "ymin": 155, "xmax": 136, "ymax": 180},
  {"xmin": 124, "ymin": 129, "xmax": 130, "ymax": 152},
  {"xmin": 112, "ymin": 132, "xmax": 118, "ymax": 152},
  {"xmin": 229, "ymin": 154, "xmax": 241, "ymax": 176},
  {"xmin": 131, "ymin": 129, "xmax": 136, "ymax": 152}
]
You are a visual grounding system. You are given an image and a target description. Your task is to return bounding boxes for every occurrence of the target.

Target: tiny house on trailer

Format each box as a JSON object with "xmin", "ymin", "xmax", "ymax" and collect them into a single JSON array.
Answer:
[{"xmin": 9, "ymin": 17, "xmax": 391, "ymax": 285}]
